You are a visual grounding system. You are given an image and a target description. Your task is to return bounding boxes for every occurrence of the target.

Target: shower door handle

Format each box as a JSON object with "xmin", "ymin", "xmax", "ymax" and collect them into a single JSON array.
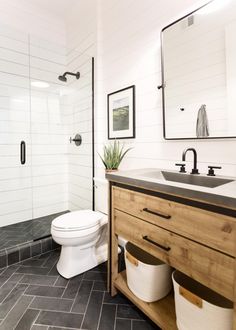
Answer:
[{"xmin": 20, "ymin": 141, "xmax": 26, "ymax": 164}]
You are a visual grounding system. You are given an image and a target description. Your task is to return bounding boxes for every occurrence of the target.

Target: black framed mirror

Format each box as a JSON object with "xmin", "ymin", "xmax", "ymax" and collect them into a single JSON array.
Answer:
[{"xmin": 161, "ymin": 0, "xmax": 236, "ymax": 140}]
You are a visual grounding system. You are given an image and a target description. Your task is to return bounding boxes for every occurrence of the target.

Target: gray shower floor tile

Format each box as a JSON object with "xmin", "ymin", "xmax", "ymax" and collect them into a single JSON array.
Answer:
[{"xmin": 0, "ymin": 211, "xmax": 68, "ymax": 252}]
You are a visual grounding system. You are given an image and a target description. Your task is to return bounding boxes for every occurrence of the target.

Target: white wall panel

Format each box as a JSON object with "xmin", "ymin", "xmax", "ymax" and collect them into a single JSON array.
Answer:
[{"xmin": 93, "ymin": 0, "xmax": 236, "ymax": 183}]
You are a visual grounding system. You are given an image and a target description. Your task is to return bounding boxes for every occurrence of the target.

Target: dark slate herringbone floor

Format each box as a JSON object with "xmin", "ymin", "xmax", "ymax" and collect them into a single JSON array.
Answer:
[{"xmin": 0, "ymin": 250, "xmax": 158, "ymax": 330}]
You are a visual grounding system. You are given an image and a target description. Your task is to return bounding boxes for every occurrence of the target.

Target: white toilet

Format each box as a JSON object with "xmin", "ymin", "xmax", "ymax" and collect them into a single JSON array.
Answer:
[{"xmin": 51, "ymin": 178, "xmax": 108, "ymax": 279}]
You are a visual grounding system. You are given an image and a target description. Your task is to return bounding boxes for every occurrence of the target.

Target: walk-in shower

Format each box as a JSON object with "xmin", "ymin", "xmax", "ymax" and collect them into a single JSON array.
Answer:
[
  {"xmin": 58, "ymin": 71, "xmax": 80, "ymax": 82},
  {"xmin": 0, "ymin": 23, "xmax": 94, "ymax": 261}
]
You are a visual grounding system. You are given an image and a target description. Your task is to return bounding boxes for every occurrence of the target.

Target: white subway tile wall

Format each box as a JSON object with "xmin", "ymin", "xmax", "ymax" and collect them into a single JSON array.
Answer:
[
  {"xmin": 66, "ymin": 53, "xmax": 93, "ymax": 211},
  {"xmin": 0, "ymin": 23, "xmax": 32, "ymax": 226},
  {"xmin": 0, "ymin": 23, "xmax": 68, "ymax": 226},
  {"xmin": 66, "ymin": 0, "xmax": 96, "ymax": 211},
  {"xmin": 30, "ymin": 35, "xmax": 69, "ymax": 220},
  {"xmin": 0, "ymin": 1, "xmax": 94, "ymax": 226}
]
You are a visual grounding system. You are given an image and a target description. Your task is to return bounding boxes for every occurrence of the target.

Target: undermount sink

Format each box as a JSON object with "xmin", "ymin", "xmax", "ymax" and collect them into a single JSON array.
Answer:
[{"xmin": 140, "ymin": 170, "xmax": 234, "ymax": 188}]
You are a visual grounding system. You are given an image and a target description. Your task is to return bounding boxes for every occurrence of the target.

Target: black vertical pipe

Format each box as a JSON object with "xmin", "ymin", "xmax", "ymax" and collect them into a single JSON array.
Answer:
[{"xmin": 92, "ymin": 57, "xmax": 95, "ymax": 211}]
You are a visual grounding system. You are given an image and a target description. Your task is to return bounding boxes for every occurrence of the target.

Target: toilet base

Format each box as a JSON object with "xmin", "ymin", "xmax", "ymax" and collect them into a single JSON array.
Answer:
[
  {"xmin": 95, "ymin": 243, "xmax": 108, "ymax": 264},
  {"xmin": 56, "ymin": 243, "xmax": 108, "ymax": 279}
]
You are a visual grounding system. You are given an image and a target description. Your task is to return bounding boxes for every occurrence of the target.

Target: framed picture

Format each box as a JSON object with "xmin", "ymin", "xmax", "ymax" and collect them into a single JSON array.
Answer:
[{"xmin": 107, "ymin": 85, "xmax": 135, "ymax": 139}]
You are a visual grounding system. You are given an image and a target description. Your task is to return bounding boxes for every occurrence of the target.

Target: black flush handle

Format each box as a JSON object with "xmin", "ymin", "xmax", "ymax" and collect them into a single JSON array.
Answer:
[{"xmin": 20, "ymin": 141, "xmax": 26, "ymax": 165}]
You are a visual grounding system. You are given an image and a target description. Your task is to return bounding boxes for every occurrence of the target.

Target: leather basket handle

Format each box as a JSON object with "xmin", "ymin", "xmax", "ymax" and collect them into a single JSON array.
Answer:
[
  {"xmin": 179, "ymin": 286, "xmax": 202, "ymax": 308},
  {"xmin": 125, "ymin": 251, "xmax": 139, "ymax": 267}
]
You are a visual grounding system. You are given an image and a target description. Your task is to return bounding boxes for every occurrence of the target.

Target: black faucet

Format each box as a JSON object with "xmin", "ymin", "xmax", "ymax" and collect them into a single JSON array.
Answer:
[{"xmin": 182, "ymin": 148, "xmax": 199, "ymax": 174}]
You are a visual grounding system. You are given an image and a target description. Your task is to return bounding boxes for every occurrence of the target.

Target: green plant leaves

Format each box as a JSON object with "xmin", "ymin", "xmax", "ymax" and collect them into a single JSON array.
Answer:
[{"xmin": 98, "ymin": 140, "xmax": 132, "ymax": 170}]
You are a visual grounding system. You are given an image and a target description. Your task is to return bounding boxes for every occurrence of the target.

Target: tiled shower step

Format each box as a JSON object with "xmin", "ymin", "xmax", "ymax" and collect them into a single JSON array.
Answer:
[{"xmin": 0, "ymin": 237, "xmax": 59, "ymax": 269}]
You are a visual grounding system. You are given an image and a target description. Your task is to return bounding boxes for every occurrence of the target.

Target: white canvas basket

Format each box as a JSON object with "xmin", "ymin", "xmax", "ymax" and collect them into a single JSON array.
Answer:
[
  {"xmin": 172, "ymin": 270, "xmax": 233, "ymax": 330},
  {"xmin": 125, "ymin": 242, "xmax": 172, "ymax": 302}
]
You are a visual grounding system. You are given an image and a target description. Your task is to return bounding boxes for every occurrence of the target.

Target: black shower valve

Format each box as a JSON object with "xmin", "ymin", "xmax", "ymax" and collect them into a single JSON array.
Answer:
[{"xmin": 69, "ymin": 134, "xmax": 82, "ymax": 146}]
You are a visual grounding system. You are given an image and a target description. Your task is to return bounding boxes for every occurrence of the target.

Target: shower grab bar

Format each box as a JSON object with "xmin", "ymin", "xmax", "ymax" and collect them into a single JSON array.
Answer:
[{"xmin": 20, "ymin": 141, "xmax": 26, "ymax": 164}]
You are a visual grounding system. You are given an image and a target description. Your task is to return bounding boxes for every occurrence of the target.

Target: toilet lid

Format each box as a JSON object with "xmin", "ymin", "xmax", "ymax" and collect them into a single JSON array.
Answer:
[{"xmin": 52, "ymin": 210, "xmax": 103, "ymax": 231}]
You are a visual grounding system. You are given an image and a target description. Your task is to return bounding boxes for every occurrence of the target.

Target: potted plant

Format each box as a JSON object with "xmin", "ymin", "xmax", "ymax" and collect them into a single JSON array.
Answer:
[{"xmin": 99, "ymin": 140, "xmax": 132, "ymax": 172}]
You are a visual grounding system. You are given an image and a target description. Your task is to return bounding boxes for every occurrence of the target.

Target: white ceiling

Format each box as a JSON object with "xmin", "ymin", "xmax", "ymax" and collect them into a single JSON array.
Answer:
[{"xmin": 29, "ymin": 0, "xmax": 80, "ymax": 19}]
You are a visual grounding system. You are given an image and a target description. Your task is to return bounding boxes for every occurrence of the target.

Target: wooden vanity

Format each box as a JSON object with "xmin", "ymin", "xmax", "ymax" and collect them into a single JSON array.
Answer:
[{"xmin": 107, "ymin": 179, "xmax": 236, "ymax": 330}]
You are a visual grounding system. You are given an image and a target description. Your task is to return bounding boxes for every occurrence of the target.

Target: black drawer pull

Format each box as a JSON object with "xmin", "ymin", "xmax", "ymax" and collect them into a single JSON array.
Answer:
[
  {"xmin": 142, "ymin": 207, "xmax": 171, "ymax": 219},
  {"xmin": 143, "ymin": 235, "xmax": 171, "ymax": 252}
]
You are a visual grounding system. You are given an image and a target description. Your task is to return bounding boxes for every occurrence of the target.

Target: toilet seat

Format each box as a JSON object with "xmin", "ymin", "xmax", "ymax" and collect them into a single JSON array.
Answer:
[{"xmin": 51, "ymin": 210, "xmax": 104, "ymax": 232}]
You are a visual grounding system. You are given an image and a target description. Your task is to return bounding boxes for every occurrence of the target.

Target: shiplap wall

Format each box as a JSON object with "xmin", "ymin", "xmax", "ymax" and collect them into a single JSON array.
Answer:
[{"xmin": 94, "ymin": 0, "xmax": 236, "ymax": 179}]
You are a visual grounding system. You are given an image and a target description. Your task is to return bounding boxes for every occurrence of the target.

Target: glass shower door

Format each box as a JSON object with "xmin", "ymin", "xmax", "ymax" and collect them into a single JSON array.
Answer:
[
  {"xmin": 0, "ymin": 25, "xmax": 33, "ymax": 250},
  {"xmin": 29, "ymin": 36, "xmax": 69, "ymax": 240}
]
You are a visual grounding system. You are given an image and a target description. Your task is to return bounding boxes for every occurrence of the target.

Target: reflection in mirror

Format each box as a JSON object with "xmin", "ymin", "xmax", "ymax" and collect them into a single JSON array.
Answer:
[{"xmin": 161, "ymin": 0, "xmax": 236, "ymax": 139}]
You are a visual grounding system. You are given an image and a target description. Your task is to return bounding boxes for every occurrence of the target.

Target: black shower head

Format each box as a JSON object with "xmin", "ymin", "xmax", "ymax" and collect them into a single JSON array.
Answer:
[
  {"xmin": 58, "ymin": 75, "xmax": 67, "ymax": 82},
  {"xmin": 58, "ymin": 71, "xmax": 80, "ymax": 82}
]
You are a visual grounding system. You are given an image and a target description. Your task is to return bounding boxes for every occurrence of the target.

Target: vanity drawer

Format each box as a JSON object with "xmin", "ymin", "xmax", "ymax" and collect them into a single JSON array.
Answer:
[
  {"xmin": 113, "ymin": 186, "xmax": 236, "ymax": 256},
  {"xmin": 114, "ymin": 209, "xmax": 234, "ymax": 301}
]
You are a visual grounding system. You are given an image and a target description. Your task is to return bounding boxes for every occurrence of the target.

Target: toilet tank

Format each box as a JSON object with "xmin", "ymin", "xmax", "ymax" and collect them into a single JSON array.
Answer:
[{"xmin": 94, "ymin": 177, "xmax": 108, "ymax": 214}]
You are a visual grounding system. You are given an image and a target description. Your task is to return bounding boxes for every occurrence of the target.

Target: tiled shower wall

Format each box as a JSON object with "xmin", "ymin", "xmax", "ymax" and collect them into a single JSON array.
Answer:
[
  {"xmin": 30, "ymin": 37, "xmax": 69, "ymax": 219},
  {"xmin": 0, "ymin": 1, "xmax": 94, "ymax": 226},
  {"xmin": 0, "ymin": 25, "xmax": 32, "ymax": 226},
  {"xmin": 66, "ymin": 0, "xmax": 96, "ymax": 211},
  {"xmin": 0, "ymin": 24, "xmax": 69, "ymax": 226},
  {"xmin": 66, "ymin": 54, "xmax": 93, "ymax": 211}
]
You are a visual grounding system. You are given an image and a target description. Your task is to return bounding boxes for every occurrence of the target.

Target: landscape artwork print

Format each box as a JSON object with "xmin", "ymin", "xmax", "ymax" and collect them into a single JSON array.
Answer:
[
  {"xmin": 112, "ymin": 97, "xmax": 129, "ymax": 131},
  {"xmin": 108, "ymin": 85, "xmax": 135, "ymax": 139}
]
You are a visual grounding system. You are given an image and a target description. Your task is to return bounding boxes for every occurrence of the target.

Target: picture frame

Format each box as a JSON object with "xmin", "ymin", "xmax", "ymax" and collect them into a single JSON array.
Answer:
[{"xmin": 107, "ymin": 85, "xmax": 135, "ymax": 139}]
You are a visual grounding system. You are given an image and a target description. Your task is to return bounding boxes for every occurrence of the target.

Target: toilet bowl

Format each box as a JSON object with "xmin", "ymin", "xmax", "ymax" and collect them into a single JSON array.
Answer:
[
  {"xmin": 51, "ymin": 178, "xmax": 109, "ymax": 279},
  {"xmin": 51, "ymin": 210, "xmax": 108, "ymax": 278}
]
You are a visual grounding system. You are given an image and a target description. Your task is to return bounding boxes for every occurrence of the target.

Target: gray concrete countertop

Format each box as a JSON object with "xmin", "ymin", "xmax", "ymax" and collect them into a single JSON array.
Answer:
[{"xmin": 106, "ymin": 168, "xmax": 236, "ymax": 211}]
